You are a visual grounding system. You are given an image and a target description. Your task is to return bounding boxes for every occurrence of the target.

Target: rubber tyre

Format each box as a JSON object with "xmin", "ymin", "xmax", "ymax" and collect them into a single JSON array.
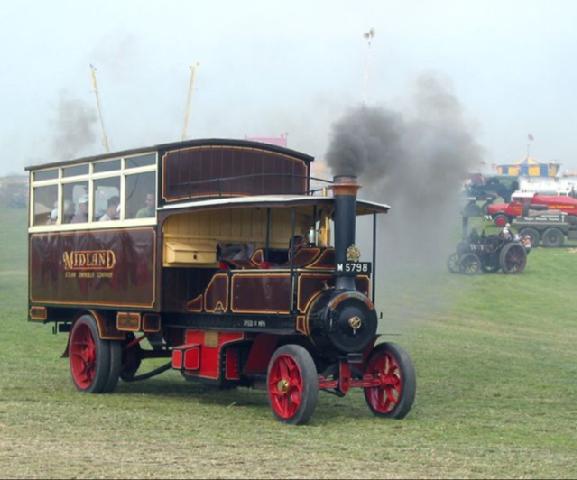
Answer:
[
  {"xmin": 364, "ymin": 342, "xmax": 416, "ymax": 419},
  {"xmin": 459, "ymin": 253, "xmax": 481, "ymax": 274},
  {"xmin": 499, "ymin": 243, "xmax": 527, "ymax": 274},
  {"xmin": 519, "ymin": 227, "xmax": 540, "ymax": 247},
  {"xmin": 267, "ymin": 345, "xmax": 319, "ymax": 425},
  {"xmin": 69, "ymin": 314, "xmax": 111, "ymax": 393},
  {"xmin": 541, "ymin": 227, "xmax": 564, "ymax": 248},
  {"xmin": 103, "ymin": 340, "xmax": 122, "ymax": 392},
  {"xmin": 493, "ymin": 214, "xmax": 508, "ymax": 227}
]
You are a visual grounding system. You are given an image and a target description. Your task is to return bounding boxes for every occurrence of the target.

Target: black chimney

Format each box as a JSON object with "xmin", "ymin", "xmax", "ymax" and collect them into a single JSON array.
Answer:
[{"xmin": 332, "ymin": 175, "xmax": 360, "ymax": 290}]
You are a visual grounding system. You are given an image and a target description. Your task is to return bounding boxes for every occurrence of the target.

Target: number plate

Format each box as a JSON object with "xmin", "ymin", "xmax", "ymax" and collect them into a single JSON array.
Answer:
[{"xmin": 336, "ymin": 262, "xmax": 372, "ymax": 275}]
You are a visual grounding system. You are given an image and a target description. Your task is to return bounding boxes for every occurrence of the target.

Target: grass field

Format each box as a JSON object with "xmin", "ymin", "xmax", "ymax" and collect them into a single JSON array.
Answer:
[{"xmin": 1, "ymin": 207, "xmax": 576, "ymax": 478}]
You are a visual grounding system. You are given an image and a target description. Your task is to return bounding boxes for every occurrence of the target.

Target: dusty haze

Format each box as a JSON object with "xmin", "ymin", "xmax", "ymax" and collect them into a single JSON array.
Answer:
[{"xmin": 327, "ymin": 74, "xmax": 483, "ymax": 328}]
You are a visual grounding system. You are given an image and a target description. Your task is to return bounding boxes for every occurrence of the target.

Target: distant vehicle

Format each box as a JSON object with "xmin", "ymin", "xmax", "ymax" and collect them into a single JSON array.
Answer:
[
  {"xmin": 513, "ymin": 212, "xmax": 577, "ymax": 247},
  {"xmin": 486, "ymin": 192, "xmax": 577, "ymax": 226},
  {"xmin": 465, "ymin": 174, "xmax": 519, "ymax": 202},
  {"xmin": 448, "ymin": 230, "xmax": 529, "ymax": 275},
  {"xmin": 518, "ymin": 177, "xmax": 577, "ymax": 198},
  {"xmin": 448, "ymin": 198, "xmax": 529, "ymax": 274}
]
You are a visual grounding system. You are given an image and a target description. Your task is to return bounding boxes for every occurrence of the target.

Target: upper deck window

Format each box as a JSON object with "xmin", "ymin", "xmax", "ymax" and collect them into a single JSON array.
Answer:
[
  {"xmin": 126, "ymin": 153, "xmax": 155, "ymax": 169},
  {"xmin": 94, "ymin": 177, "xmax": 121, "ymax": 222},
  {"xmin": 29, "ymin": 152, "xmax": 157, "ymax": 231},
  {"xmin": 32, "ymin": 185, "xmax": 58, "ymax": 226},
  {"xmin": 62, "ymin": 164, "xmax": 89, "ymax": 178},
  {"xmin": 125, "ymin": 171, "xmax": 155, "ymax": 218},
  {"xmin": 33, "ymin": 169, "xmax": 58, "ymax": 182},
  {"xmin": 62, "ymin": 182, "xmax": 89, "ymax": 224},
  {"xmin": 93, "ymin": 159, "xmax": 121, "ymax": 173}
]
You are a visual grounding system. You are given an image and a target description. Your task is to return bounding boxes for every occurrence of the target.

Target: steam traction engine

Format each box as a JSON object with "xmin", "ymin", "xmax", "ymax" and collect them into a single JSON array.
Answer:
[{"xmin": 27, "ymin": 139, "xmax": 416, "ymax": 424}]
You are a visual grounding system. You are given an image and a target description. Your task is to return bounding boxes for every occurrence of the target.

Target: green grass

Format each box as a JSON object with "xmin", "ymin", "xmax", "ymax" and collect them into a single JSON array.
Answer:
[{"xmin": 1, "ymin": 208, "xmax": 577, "ymax": 478}]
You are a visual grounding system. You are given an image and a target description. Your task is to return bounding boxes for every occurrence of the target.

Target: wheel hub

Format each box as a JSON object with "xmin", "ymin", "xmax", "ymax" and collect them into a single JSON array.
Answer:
[{"xmin": 277, "ymin": 378, "xmax": 290, "ymax": 394}]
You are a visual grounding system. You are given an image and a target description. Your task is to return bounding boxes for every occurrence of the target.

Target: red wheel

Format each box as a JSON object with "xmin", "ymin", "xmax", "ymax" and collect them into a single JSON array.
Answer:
[
  {"xmin": 267, "ymin": 345, "xmax": 319, "ymax": 425},
  {"xmin": 364, "ymin": 343, "xmax": 416, "ymax": 419},
  {"xmin": 69, "ymin": 314, "xmax": 112, "ymax": 393},
  {"xmin": 493, "ymin": 214, "xmax": 508, "ymax": 227}
]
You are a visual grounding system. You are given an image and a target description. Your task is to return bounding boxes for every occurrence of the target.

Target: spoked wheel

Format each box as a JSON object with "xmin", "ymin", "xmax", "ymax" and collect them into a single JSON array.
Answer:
[
  {"xmin": 447, "ymin": 253, "xmax": 460, "ymax": 273},
  {"xmin": 267, "ymin": 345, "xmax": 319, "ymax": 425},
  {"xmin": 459, "ymin": 253, "xmax": 481, "ymax": 274},
  {"xmin": 69, "ymin": 314, "xmax": 112, "ymax": 393},
  {"xmin": 364, "ymin": 343, "xmax": 416, "ymax": 419},
  {"xmin": 499, "ymin": 243, "xmax": 527, "ymax": 273}
]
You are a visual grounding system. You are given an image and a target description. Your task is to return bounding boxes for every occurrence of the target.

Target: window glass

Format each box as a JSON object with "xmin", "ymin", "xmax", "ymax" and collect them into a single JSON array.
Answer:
[
  {"xmin": 33, "ymin": 169, "xmax": 58, "ymax": 181},
  {"xmin": 93, "ymin": 177, "xmax": 120, "ymax": 222},
  {"xmin": 125, "ymin": 171, "xmax": 155, "ymax": 219},
  {"xmin": 62, "ymin": 164, "xmax": 88, "ymax": 177},
  {"xmin": 125, "ymin": 153, "xmax": 155, "ymax": 169},
  {"xmin": 93, "ymin": 159, "xmax": 121, "ymax": 173},
  {"xmin": 33, "ymin": 185, "xmax": 58, "ymax": 226},
  {"xmin": 62, "ymin": 182, "xmax": 89, "ymax": 224}
]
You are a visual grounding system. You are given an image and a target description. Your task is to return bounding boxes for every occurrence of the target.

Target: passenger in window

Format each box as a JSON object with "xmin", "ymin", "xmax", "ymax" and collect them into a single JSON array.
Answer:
[
  {"xmin": 62, "ymin": 200, "xmax": 74, "ymax": 224},
  {"xmin": 135, "ymin": 193, "xmax": 155, "ymax": 218},
  {"xmin": 48, "ymin": 201, "xmax": 59, "ymax": 225},
  {"xmin": 99, "ymin": 196, "xmax": 120, "ymax": 222},
  {"xmin": 71, "ymin": 195, "xmax": 88, "ymax": 223}
]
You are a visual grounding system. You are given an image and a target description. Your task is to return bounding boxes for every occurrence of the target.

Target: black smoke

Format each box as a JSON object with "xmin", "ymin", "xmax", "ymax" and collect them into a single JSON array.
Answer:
[
  {"xmin": 51, "ymin": 93, "xmax": 98, "ymax": 161},
  {"xmin": 326, "ymin": 74, "xmax": 483, "ymax": 327}
]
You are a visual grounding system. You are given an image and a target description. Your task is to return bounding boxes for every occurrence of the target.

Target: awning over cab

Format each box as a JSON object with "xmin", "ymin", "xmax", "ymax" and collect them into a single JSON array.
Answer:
[{"xmin": 158, "ymin": 195, "xmax": 390, "ymax": 216}]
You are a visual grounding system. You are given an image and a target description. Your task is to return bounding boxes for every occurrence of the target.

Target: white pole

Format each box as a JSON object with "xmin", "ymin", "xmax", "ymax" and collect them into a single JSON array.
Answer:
[{"xmin": 181, "ymin": 62, "xmax": 200, "ymax": 141}]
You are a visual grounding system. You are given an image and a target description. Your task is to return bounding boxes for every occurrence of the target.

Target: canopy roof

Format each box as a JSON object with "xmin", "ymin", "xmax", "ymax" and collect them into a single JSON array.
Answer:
[{"xmin": 159, "ymin": 194, "xmax": 390, "ymax": 215}]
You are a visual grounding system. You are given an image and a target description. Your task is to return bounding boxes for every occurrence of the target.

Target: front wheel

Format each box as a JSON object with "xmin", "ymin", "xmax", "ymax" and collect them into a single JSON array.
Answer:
[
  {"xmin": 364, "ymin": 342, "xmax": 416, "ymax": 419},
  {"xmin": 447, "ymin": 253, "xmax": 460, "ymax": 273},
  {"xmin": 267, "ymin": 345, "xmax": 319, "ymax": 425}
]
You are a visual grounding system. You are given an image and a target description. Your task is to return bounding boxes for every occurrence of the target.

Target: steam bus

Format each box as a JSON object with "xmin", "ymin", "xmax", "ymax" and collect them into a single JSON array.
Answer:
[{"xmin": 27, "ymin": 138, "xmax": 415, "ymax": 424}]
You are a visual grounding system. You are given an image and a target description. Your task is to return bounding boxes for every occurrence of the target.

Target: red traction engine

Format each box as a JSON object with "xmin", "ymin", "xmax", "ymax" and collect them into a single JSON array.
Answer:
[{"xmin": 168, "ymin": 176, "xmax": 416, "ymax": 424}]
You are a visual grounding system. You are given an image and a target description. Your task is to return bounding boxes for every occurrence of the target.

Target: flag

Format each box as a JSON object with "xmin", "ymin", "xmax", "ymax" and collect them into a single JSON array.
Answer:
[{"xmin": 528, "ymin": 134, "xmax": 534, "ymax": 141}]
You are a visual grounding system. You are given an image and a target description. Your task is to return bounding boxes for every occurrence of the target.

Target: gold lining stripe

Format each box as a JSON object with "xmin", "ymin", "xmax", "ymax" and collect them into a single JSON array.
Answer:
[{"xmin": 204, "ymin": 273, "xmax": 229, "ymax": 313}]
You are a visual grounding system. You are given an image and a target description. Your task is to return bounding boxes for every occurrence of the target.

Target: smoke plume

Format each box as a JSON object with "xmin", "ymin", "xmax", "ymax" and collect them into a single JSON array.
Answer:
[
  {"xmin": 326, "ymin": 74, "xmax": 483, "ymax": 327},
  {"xmin": 51, "ymin": 94, "xmax": 98, "ymax": 161}
]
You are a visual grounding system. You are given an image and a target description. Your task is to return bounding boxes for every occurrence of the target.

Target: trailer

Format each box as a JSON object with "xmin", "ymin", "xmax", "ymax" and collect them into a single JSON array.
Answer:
[{"xmin": 513, "ymin": 212, "xmax": 577, "ymax": 247}]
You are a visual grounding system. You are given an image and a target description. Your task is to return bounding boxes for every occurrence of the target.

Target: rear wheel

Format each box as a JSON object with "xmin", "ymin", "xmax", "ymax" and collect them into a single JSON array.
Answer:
[
  {"xmin": 541, "ymin": 227, "xmax": 564, "ymax": 248},
  {"xmin": 519, "ymin": 227, "xmax": 540, "ymax": 247},
  {"xmin": 500, "ymin": 243, "xmax": 527, "ymax": 273},
  {"xmin": 267, "ymin": 345, "xmax": 319, "ymax": 425},
  {"xmin": 69, "ymin": 314, "xmax": 111, "ymax": 393},
  {"xmin": 364, "ymin": 343, "xmax": 416, "ymax": 419}
]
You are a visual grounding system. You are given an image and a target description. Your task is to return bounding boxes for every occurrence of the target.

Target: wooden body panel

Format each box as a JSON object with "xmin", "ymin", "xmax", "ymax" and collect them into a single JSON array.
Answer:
[
  {"xmin": 161, "ymin": 145, "xmax": 309, "ymax": 202},
  {"xmin": 29, "ymin": 227, "xmax": 156, "ymax": 309}
]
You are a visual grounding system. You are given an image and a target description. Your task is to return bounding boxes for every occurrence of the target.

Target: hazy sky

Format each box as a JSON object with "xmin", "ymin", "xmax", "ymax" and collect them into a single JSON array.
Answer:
[{"xmin": 1, "ymin": 0, "xmax": 576, "ymax": 175}]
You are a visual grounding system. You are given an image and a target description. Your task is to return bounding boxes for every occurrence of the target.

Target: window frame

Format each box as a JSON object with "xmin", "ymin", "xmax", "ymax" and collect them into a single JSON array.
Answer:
[{"xmin": 28, "ymin": 152, "xmax": 158, "ymax": 233}]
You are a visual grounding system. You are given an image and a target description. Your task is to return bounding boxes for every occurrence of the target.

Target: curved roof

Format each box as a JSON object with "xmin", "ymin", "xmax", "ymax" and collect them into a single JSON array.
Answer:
[{"xmin": 25, "ymin": 138, "xmax": 315, "ymax": 171}]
